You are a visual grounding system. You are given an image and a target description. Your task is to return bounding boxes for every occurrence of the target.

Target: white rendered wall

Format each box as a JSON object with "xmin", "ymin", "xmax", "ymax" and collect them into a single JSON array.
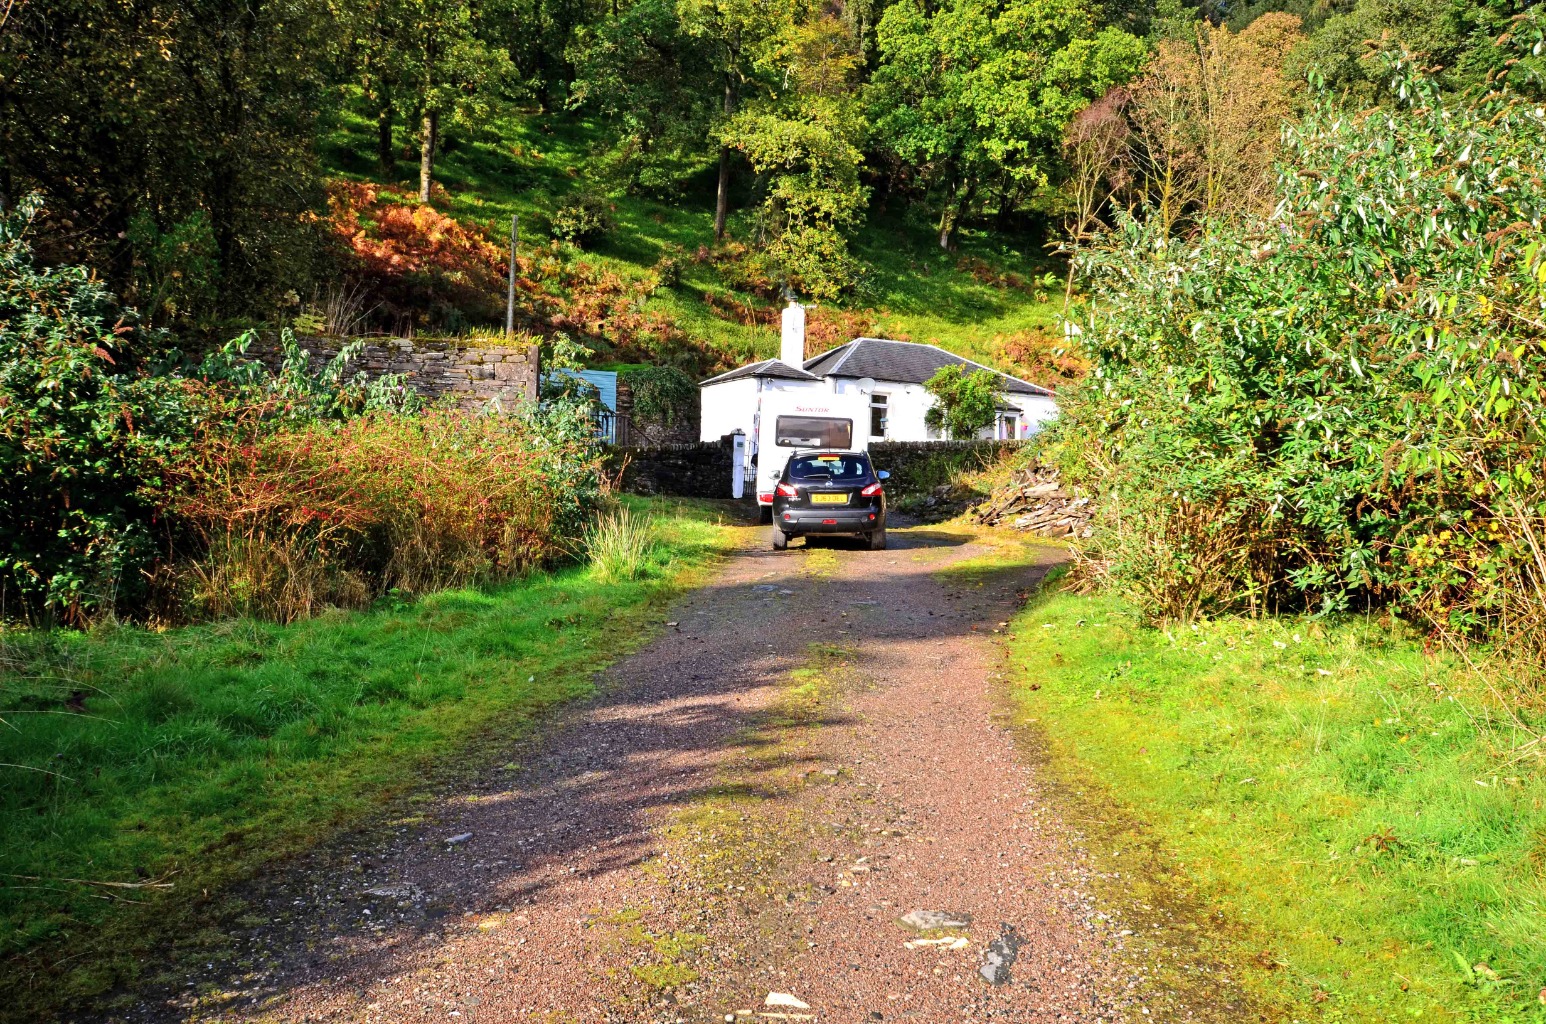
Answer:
[
  {"xmin": 705, "ymin": 374, "xmax": 1057, "ymax": 443},
  {"xmin": 1001, "ymin": 394, "xmax": 1059, "ymax": 438},
  {"xmin": 699, "ymin": 378, "xmax": 758, "ymax": 441},
  {"xmin": 829, "ymin": 378, "xmax": 943, "ymax": 442}
]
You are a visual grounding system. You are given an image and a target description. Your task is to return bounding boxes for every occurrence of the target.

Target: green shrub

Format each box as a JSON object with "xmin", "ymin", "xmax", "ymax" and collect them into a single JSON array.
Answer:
[
  {"xmin": 1046, "ymin": 21, "xmax": 1546, "ymax": 652},
  {"xmin": 0, "ymin": 196, "xmax": 196, "ymax": 623},
  {"xmin": 550, "ymin": 193, "xmax": 616, "ymax": 247},
  {"xmin": 650, "ymin": 244, "xmax": 686, "ymax": 289}
]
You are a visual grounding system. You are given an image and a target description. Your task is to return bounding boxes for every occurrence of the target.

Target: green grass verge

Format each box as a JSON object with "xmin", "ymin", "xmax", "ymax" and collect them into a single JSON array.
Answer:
[
  {"xmin": 319, "ymin": 94, "xmax": 1064, "ymax": 374},
  {"xmin": 1009, "ymin": 590, "xmax": 1546, "ymax": 1023},
  {"xmin": 0, "ymin": 499, "xmax": 737, "ymax": 996}
]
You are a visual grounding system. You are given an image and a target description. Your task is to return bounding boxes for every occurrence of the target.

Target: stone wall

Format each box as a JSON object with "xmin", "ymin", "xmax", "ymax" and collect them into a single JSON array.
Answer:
[
  {"xmin": 250, "ymin": 335, "xmax": 540, "ymax": 409},
  {"xmin": 868, "ymin": 440, "xmax": 1022, "ymax": 497},
  {"xmin": 615, "ymin": 379, "xmax": 700, "ymax": 446},
  {"xmin": 605, "ymin": 442, "xmax": 732, "ymax": 499}
]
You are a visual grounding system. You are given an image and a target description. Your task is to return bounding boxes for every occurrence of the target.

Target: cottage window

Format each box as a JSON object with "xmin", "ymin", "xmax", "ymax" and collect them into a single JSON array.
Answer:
[{"xmin": 870, "ymin": 394, "xmax": 888, "ymax": 438}]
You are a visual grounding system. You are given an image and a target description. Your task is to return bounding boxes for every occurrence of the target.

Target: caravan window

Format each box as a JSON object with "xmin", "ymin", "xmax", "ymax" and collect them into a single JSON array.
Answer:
[{"xmin": 775, "ymin": 416, "xmax": 852, "ymax": 449}]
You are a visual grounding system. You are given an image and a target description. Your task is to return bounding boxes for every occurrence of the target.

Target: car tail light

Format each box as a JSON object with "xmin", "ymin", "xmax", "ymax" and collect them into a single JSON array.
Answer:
[
  {"xmin": 757, "ymin": 492, "xmax": 773, "ymax": 505},
  {"xmin": 861, "ymin": 482, "xmax": 883, "ymax": 497},
  {"xmin": 775, "ymin": 482, "xmax": 798, "ymax": 497}
]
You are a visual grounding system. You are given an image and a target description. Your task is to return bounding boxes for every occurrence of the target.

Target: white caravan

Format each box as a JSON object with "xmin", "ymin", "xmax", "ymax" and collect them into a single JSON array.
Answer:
[{"xmin": 750, "ymin": 390, "xmax": 872, "ymax": 513}]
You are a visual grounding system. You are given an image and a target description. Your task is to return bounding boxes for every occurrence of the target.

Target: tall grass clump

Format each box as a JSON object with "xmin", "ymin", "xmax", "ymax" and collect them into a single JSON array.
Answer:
[
  {"xmin": 585, "ymin": 506, "xmax": 663, "ymax": 581},
  {"xmin": 1045, "ymin": 17, "xmax": 1546, "ymax": 668}
]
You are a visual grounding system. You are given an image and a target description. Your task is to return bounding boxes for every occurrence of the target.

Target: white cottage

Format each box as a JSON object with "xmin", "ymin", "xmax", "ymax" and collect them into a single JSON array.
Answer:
[{"xmin": 699, "ymin": 302, "xmax": 1058, "ymax": 445}]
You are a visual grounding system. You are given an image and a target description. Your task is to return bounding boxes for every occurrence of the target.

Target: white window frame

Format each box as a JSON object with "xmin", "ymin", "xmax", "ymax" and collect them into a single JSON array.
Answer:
[{"xmin": 869, "ymin": 393, "xmax": 889, "ymax": 438}]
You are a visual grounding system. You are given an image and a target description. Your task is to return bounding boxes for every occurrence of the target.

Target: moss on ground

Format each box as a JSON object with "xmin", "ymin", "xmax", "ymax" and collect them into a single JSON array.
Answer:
[{"xmin": 604, "ymin": 642, "xmax": 857, "ymax": 1009}]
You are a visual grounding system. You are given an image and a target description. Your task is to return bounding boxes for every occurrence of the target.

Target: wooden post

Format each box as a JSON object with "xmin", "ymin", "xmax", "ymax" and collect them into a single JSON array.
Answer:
[{"xmin": 505, "ymin": 213, "xmax": 518, "ymax": 338}]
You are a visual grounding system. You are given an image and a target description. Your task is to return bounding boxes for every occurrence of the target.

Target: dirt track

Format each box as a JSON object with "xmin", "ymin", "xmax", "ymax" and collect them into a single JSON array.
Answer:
[{"xmin": 84, "ymin": 520, "xmax": 1192, "ymax": 1024}]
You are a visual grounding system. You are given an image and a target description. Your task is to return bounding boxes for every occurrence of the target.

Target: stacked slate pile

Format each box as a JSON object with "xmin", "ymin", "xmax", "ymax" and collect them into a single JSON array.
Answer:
[{"xmin": 970, "ymin": 465, "xmax": 1093, "ymax": 538}]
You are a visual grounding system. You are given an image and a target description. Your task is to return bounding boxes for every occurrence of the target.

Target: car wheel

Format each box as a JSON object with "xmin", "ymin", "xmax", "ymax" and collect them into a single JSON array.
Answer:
[
  {"xmin": 772, "ymin": 530, "xmax": 789, "ymax": 551},
  {"xmin": 868, "ymin": 527, "xmax": 887, "ymax": 550},
  {"xmin": 759, "ymin": 505, "xmax": 773, "ymax": 525}
]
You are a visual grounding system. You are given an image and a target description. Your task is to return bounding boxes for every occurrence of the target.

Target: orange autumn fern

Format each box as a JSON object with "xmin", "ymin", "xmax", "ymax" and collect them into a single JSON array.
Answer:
[{"xmin": 325, "ymin": 182, "xmax": 710, "ymax": 369}]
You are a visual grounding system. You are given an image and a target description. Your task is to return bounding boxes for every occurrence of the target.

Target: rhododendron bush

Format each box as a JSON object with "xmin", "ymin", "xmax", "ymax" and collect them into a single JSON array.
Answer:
[{"xmin": 1045, "ymin": 25, "xmax": 1546, "ymax": 664}]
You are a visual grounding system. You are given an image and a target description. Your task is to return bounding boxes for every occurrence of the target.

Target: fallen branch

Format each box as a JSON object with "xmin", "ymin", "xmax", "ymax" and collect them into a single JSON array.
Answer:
[
  {"xmin": 0, "ymin": 762, "xmax": 75, "ymax": 781},
  {"xmin": 2, "ymin": 871, "xmax": 176, "ymax": 892}
]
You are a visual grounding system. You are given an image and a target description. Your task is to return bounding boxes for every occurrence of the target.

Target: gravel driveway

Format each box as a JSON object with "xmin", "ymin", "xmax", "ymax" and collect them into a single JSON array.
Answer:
[{"xmin": 85, "ymin": 520, "xmax": 1210, "ymax": 1024}]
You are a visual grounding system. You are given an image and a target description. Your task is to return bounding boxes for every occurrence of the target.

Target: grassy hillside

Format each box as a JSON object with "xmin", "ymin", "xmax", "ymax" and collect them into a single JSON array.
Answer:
[{"xmin": 318, "ymin": 97, "xmax": 1071, "ymax": 379}]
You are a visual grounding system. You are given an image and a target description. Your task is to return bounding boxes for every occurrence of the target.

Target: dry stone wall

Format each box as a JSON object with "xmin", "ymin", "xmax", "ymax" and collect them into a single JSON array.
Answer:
[
  {"xmin": 604, "ymin": 442, "xmax": 732, "ymax": 498},
  {"xmin": 250, "ymin": 335, "xmax": 540, "ymax": 410},
  {"xmin": 868, "ymin": 440, "xmax": 1022, "ymax": 497}
]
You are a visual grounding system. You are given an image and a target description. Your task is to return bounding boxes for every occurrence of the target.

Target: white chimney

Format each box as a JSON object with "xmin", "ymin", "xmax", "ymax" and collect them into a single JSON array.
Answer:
[{"xmin": 780, "ymin": 299, "xmax": 806, "ymax": 367}]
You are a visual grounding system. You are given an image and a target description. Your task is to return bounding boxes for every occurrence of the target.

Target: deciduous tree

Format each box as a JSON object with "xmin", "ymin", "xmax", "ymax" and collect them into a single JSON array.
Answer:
[
  {"xmin": 1060, "ymin": 88, "xmax": 1131, "ymax": 306},
  {"xmin": 924, "ymin": 364, "xmax": 1003, "ymax": 439},
  {"xmin": 568, "ymin": 0, "xmax": 721, "ymax": 194},
  {"xmin": 1127, "ymin": 13, "xmax": 1304, "ymax": 231},
  {"xmin": 869, "ymin": 0, "xmax": 1145, "ymax": 250},
  {"xmin": 720, "ymin": 16, "xmax": 869, "ymax": 297},
  {"xmin": 677, "ymin": 0, "xmax": 798, "ymax": 240},
  {"xmin": 0, "ymin": 0, "xmax": 333, "ymax": 325},
  {"xmin": 400, "ymin": 0, "xmax": 513, "ymax": 204}
]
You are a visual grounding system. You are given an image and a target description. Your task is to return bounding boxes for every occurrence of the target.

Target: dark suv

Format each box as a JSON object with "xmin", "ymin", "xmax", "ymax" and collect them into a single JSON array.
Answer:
[{"xmin": 770, "ymin": 450, "xmax": 889, "ymax": 550}]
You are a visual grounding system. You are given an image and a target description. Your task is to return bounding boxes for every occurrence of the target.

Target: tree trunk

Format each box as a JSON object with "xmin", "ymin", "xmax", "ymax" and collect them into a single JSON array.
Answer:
[
  {"xmin": 713, "ymin": 77, "xmax": 734, "ymax": 241},
  {"xmin": 936, "ymin": 163, "xmax": 965, "ymax": 250},
  {"xmin": 714, "ymin": 148, "xmax": 731, "ymax": 241},
  {"xmin": 938, "ymin": 176, "xmax": 978, "ymax": 250},
  {"xmin": 419, "ymin": 110, "xmax": 438, "ymax": 204},
  {"xmin": 937, "ymin": 207, "xmax": 955, "ymax": 250},
  {"xmin": 994, "ymin": 172, "xmax": 1016, "ymax": 231},
  {"xmin": 376, "ymin": 99, "xmax": 394, "ymax": 171}
]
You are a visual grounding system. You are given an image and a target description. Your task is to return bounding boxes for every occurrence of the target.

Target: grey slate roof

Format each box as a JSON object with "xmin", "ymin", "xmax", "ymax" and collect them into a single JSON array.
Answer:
[
  {"xmin": 802, "ymin": 338, "xmax": 1053, "ymax": 396},
  {"xmin": 700, "ymin": 359, "xmax": 821, "ymax": 386}
]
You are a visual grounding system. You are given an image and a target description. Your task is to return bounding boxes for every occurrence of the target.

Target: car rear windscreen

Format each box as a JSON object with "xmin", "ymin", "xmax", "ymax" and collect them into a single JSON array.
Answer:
[
  {"xmin": 788, "ymin": 453, "xmax": 870, "ymax": 481},
  {"xmin": 775, "ymin": 416, "xmax": 853, "ymax": 449}
]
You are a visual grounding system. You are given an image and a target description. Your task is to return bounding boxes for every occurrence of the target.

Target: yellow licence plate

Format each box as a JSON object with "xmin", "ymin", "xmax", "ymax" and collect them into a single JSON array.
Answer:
[{"xmin": 811, "ymin": 493, "xmax": 848, "ymax": 505}]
